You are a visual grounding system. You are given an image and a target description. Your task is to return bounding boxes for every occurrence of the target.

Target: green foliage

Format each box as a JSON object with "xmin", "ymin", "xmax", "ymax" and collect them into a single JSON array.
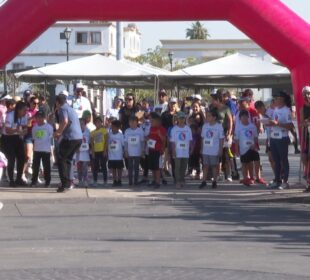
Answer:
[
  {"xmin": 186, "ymin": 21, "xmax": 210, "ymax": 40},
  {"xmin": 224, "ymin": 49, "xmax": 237, "ymax": 56},
  {"xmin": 131, "ymin": 45, "xmax": 170, "ymax": 68}
]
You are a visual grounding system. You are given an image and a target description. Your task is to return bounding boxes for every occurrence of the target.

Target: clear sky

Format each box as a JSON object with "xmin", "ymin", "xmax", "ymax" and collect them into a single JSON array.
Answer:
[{"xmin": 126, "ymin": 0, "xmax": 310, "ymax": 53}]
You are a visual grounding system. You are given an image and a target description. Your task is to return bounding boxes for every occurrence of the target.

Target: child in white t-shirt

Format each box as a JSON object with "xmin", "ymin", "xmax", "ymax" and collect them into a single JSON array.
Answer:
[
  {"xmin": 31, "ymin": 111, "xmax": 53, "ymax": 187},
  {"xmin": 124, "ymin": 116, "xmax": 145, "ymax": 186},
  {"xmin": 107, "ymin": 120, "xmax": 124, "ymax": 186},
  {"xmin": 235, "ymin": 110, "xmax": 266, "ymax": 186},
  {"xmin": 200, "ymin": 110, "xmax": 224, "ymax": 189},
  {"xmin": 170, "ymin": 111, "xmax": 193, "ymax": 188},
  {"xmin": 75, "ymin": 118, "xmax": 90, "ymax": 187}
]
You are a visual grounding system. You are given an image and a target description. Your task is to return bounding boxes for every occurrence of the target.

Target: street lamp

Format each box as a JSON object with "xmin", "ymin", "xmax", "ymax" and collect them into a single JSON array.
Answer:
[
  {"xmin": 64, "ymin": 27, "xmax": 72, "ymax": 61},
  {"xmin": 168, "ymin": 51, "xmax": 174, "ymax": 72},
  {"xmin": 64, "ymin": 27, "xmax": 72, "ymax": 90}
]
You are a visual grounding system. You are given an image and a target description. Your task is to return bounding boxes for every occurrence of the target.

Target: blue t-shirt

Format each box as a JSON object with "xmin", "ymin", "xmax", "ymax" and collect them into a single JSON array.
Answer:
[
  {"xmin": 59, "ymin": 103, "xmax": 82, "ymax": 140},
  {"xmin": 226, "ymin": 99, "xmax": 238, "ymax": 116}
]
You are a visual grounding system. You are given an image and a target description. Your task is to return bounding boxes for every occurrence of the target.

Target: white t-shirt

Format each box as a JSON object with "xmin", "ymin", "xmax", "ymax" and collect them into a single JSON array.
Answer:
[
  {"xmin": 170, "ymin": 125, "xmax": 193, "ymax": 158},
  {"xmin": 270, "ymin": 106, "xmax": 292, "ymax": 139},
  {"xmin": 86, "ymin": 122, "xmax": 96, "ymax": 133},
  {"xmin": 124, "ymin": 127, "xmax": 145, "ymax": 157},
  {"xmin": 106, "ymin": 108, "xmax": 120, "ymax": 120},
  {"xmin": 153, "ymin": 102, "xmax": 168, "ymax": 115},
  {"xmin": 72, "ymin": 96, "xmax": 92, "ymax": 118},
  {"xmin": 4, "ymin": 111, "xmax": 28, "ymax": 135},
  {"xmin": 234, "ymin": 123, "xmax": 258, "ymax": 155},
  {"xmin": 263, "ymin": 107, "xmax": 275, "ymax": 140},
  {"xmin": 32, "ymin": 123, "xmax": 53, "ymax": 152},
  {"xmin": 108, "ymin": 131, "xmax": 124, "ymax": 160},
  {"xmin": 201, "ymin": 122, "xmax": 224, "ymax": 156}
]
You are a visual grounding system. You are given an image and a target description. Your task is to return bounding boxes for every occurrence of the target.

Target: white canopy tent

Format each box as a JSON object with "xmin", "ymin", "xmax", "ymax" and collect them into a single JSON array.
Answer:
[
  {"xmin": 15, "ymin": 54, "xmax": 171, "ymax": 88},
  {"xmin": 165, "ymin": 53, "xmax": 291, "ymax": 88}
]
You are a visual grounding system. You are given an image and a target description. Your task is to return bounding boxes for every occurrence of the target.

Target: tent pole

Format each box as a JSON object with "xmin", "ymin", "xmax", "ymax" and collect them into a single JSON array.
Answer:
[
  {"xmin": 44, "ymin": 79, "xmax": 47, "ymax": 97},
  {"xmin": 153, "ymin": 76, "xmax": 157, "ymax": 105}
]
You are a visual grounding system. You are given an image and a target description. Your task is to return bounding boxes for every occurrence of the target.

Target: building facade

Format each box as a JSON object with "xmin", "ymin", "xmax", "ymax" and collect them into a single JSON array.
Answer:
[
  {"xmin": 8, "ymin": 21, "xmax": 141, "ymax": 70},
  {"xmin": 160, "ymin": 39, "xmax": 274, "ymax": 63}
]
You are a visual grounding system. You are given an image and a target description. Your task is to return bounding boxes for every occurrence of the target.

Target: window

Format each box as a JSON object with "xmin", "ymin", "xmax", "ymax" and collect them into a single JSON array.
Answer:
[
  {"xmin": 76, "ymin": 31, "xmax": 102, "ymax": 45},
  {"xmin": 76, "ymin": 32, "xmax": 88, "ymax": 44},
  {"xmin": 12, "ymin": 62, "xmax": 25, "ymax": 70},
  {"xmin": 90, "ymin": 32, "xmax": 101, "ymax": 44}
]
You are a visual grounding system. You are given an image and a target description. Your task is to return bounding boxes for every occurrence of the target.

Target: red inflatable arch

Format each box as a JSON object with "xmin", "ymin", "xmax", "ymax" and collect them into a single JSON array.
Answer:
[{"xmin": 0, "ymin": 0, "xmax": 310, "ymax": 119}]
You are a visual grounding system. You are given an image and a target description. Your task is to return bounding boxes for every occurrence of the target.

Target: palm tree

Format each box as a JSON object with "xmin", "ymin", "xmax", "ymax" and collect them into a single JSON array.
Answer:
[{"xmin": 186, "ymin": 21, "xmax": 210, "ymax": 40}]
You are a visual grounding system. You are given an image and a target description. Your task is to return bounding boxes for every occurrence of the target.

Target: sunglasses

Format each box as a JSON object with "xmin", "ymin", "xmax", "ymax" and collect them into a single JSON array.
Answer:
[{"xmin": 33, "ymin": 102, "xmax": 39, "ymax": 105}]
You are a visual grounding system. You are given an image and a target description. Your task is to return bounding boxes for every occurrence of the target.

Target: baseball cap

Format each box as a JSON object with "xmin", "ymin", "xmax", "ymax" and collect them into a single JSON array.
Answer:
[
  {"xmin": 76, "ymin": 83, "xmax": 84, "ymax": 89},
  {"xmin": 82, "ymin": 110, "xmax": 92, "ymax": 118},
  {"xmin": 193, "ymin": 94, "xmax": 202, "ymax": 101},
  {"xmin": 169, "ymin": 97, "xmax": 178, "ymax": 103},
  {"xmin": 0, "ymin": 94, "xmax": 12, "ymax": 101},
  {"xmin": 56, "ymin": 90, "xmax": 69, "ymax": 97},
  {"xmin": 176, "ymin": 111, "xmax": 186, "ymax": 119}
]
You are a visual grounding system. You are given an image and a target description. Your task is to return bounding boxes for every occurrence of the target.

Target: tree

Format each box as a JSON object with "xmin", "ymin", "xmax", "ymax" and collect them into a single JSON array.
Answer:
[
  {"xmin": 186, "ymin": 21, "xmax": 210, "ymax": 40},
  {"xmin": 131, "ymin": 45, "xmax": 169, "ymax": 68}
]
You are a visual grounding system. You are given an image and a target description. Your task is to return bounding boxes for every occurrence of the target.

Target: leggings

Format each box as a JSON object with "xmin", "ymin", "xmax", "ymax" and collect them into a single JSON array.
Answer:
[{"xmin": 1, "ymin": 135, "xmax": 25, "ymax": 183}]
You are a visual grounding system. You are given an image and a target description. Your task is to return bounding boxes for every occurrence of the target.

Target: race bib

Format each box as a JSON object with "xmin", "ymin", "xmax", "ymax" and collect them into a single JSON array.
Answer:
[
  {"xmin": 80, "ymin": 143, "xmax": 89, "ymax": 152},
  {"xmin": 109, "ymin": 141, "xmax": 120, "ymax": 152},
  {"xmin": 94, "ymin": 133, "xmax": 103, "ymax": 143},
  {"xmin": 35, "ymin": 130, "xmax": 46, "ymax": 139},
  {"xmin": 177, "ymin": 141, "xmax": 188, "ymax": 150},
  {"xmin": 204, "ymin": 138, "xmax": 213, "ymax": 147},
  {"xmin": 243, "ymin": 140, "xmax": 254, "ymax": 149},
  {"xmin": 147, "ymin": 139, "xmax": 156, "ymax": 149},
  {"xmin": 128, "ymin": 136, "xmax": 139, "ymax": 146},
  {"xmin": 271, "ymin": 130, "xmax": 282, "ymax": 139}
]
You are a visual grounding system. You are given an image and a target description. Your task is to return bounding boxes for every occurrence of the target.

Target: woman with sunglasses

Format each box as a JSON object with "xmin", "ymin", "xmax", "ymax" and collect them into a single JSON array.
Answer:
[
  {"xmin": 119, "ymin": 93, "xmax": 139, "ymax": 132},
  {"xmin": 23, "ymin": 95, "xmax": 40, "ymax": 181}
]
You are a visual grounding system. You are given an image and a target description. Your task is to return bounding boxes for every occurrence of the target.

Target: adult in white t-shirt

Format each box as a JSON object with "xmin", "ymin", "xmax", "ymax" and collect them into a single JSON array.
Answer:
[
  {"xmin": 153, "ymin": 89, "xmax": 168, "ymax": 115},
  {"xmin": 106, "ymin": 98, "xmax": 123, "ymax": 120},
  {"xmin": 72, "ymin": 84, "xmax": 92, "ymax": 119}
]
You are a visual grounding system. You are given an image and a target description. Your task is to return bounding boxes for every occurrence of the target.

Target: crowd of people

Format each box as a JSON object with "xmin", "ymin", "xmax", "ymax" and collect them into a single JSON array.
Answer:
[{"xmin": 0, "ymin": 84, "xmax": 308, "ymax": 193}]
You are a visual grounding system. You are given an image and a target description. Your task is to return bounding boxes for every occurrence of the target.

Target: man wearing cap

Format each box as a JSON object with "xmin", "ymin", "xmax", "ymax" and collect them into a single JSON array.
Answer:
[
  {"xmin": 220, "ymin": 89, "xmax": 238, "ymax": 116},
  {"xmin": 153, "ymin": 89, "xmax": 168, "ymax": 115},
  {"xmin": 72, "ymin": 83, "xmax": 92, "ymax": 119},
  {"xmin": 54, "ymin": 93, "xmax": 83, "ymax": 193}
]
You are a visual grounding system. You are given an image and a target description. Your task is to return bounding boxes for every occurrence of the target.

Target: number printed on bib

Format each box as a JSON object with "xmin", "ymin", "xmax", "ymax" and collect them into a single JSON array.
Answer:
[
  {"xmin": 204, "ymin": 138, "xmax": 213, "ymax": 147},
  {"xmin": 109, "ymin": 141, "xmax": 120, "ymax": 152},
  {"xmin": 177, "ymin": 141, "xmax": 188, "ymax": 150},
  {"xmin": 271, "ymin": 130, "xmax": 282, "ymax": 139},
  {"xmin": 80, "ymin": 143, "xmax": 89, "ymax": 152},
  {"xmin": 147, "ymin": 139, "xmax": 156, "ymax": 149},
  {"xmin": 128, "ymin": 136, "xmax": 139, "ymax": 146}
]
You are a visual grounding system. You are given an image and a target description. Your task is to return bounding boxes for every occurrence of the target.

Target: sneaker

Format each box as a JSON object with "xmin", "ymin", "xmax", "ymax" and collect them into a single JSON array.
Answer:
[
  {"xmin": 162, "ymin": 179, "xmax": 168, "ymax": 185},
  {"xmin": 243, "ymin": 178, "xmax": 252, "ymax": 187},
  {"xmin": 295, "ymin": 149, "xmax": 301, "ymax": 154},
  {"xmin": 249, "ymin": 178, "xmax": 255, "ymax": 185},
  {"xmin": 21, "ymin": 174, "xmax": 28, "ymax": 183},
  {"xmin": 164, "ymin": 169, "xmax": 171, "ymax": 177},
  {"xmin": 268, "ymin": 181, "xmax": 280, "ymax": 189},
  {"xmin": 117, "ymin": 180, "xmax": 122, "ymax": 186},
  {"xmin": 199, "ymin": 181, "xmax": 207, "ymax": 189},
  {"xmin": 112, "ymin": 180, "xmax": 118, "ymax": 187},
  {"xmin": 30, "ymin": 182, "xmax": 38, "ymax": 188},
  {"xmin": 154, "ymin": 183, "xmax": 160, "ymax": 189},
  {"xmin": 278, "ymin": 182, "xmax": 290, "ymax": 190},
  {"xmin": 56, "ymin": 186, "xmax": 66, "ymax": 193},
  {"xmin": 212, "ymin": 181, "xmax": 217, "ymax": 189},
  {"xmin": 226, "ymin": 176, "xmax": 233, "ymax": 182},
  {"xmin": 37, "ymin": 178, "xmax": 43, "ymax": 184},
  {"xmin": 256, "ymin": 178, "xmax": 267, "ymax": 185},
  {"xmin": 69, "ymin": 182, "xmax": 75, "ymax": 189}
]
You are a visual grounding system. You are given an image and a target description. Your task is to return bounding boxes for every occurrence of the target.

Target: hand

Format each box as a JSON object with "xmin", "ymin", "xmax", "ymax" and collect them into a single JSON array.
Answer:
[
  {"xmin": 54, "ymin": 131, "xmax": 61, "ymax": 139},
  {"xmin": 269, "ymin": 120, "xmax": 278, "ymax": 126}
]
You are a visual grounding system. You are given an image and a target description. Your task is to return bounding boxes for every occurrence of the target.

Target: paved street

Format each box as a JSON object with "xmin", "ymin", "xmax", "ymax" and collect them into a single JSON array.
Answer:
[{"xmin": 0, "ymin": 151, "xmax": 309, "ymax": 279}]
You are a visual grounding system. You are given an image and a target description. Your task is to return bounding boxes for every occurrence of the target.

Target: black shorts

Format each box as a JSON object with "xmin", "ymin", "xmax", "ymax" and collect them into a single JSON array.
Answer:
[
  {"xmin": 148, "ymin": 150, "xmax": 160, "ymax": 170},
  {"xmin": 108, "ymin": 160, "xmax": 124, "ymax": 170},
  {"xmin": 240, "ymin": 149, "xmax": 260, "ymax": 163}
]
